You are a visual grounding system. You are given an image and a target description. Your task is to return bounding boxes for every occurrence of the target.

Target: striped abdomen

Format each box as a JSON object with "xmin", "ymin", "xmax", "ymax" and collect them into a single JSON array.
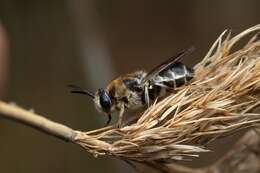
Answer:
[{"xmin": 151, "ymin": 62, "xmax": 193, "ymax": 89}]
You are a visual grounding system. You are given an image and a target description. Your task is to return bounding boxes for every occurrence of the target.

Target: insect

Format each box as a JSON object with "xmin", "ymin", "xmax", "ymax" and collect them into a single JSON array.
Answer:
[{"xmin": 69, "ymin": 47, "xmax": 194, "ymax": 127}]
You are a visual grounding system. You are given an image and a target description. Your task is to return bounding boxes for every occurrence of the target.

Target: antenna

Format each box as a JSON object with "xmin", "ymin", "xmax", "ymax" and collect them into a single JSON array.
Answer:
[{"xmin": 68, "ymin": 84, "xmax": 95, "ymax": 99}]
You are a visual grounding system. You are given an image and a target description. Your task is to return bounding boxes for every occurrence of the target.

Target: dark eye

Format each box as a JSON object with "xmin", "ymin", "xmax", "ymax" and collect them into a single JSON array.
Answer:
[{"xmin": 99, "ymin": 89, "xmax": 112, "ymax": 112}]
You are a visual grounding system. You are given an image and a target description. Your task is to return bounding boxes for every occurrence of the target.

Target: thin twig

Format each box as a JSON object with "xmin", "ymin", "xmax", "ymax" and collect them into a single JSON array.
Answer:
[{"xmin": 0, "ymin": 101, "xmax": 76, "ymax": 141}]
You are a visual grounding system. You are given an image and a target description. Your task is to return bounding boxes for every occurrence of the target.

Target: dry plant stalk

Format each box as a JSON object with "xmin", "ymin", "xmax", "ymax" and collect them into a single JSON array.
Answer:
[
  {"xmin": 0, "ymin": 25, "xmax": 260, "ymax": 166},
  {"xmin": 204, "ymin": 129, "xmax": 260, "ymax": 173},
  {"xmin": 74, "ymin": 24, "xmax": 260, "ymax": 162}
]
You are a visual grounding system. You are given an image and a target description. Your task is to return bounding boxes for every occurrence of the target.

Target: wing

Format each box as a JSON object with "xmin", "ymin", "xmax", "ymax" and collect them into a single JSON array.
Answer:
[{"xmin": 140, "ymin": 46, "xmax": 195, "ymax": 86}]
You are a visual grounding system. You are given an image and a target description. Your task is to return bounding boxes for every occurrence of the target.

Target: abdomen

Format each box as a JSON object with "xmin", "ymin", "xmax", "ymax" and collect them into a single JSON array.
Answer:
[{"xmin": 152, "ymin": 62, "xmax": 193, "ymax": 89}]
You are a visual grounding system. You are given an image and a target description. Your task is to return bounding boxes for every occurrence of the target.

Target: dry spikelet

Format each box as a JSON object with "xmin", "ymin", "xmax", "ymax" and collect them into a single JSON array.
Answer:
[{"xmin": 74, "ymin": 25, "xmax": 260, "ymax": 162}]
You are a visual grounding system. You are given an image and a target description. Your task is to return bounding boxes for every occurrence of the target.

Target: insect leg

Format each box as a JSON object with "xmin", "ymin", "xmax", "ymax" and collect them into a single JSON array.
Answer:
[
  {"xmin": 144, "ymin": 85, "xmax": 150, "ymax": 107},
  {"xmin": 104, "ymin": 114, "xmax": 112, "ymax": 127},
  {"xmin": 117, "ymin": 105, "xmax": 125, "ymax": 128}
]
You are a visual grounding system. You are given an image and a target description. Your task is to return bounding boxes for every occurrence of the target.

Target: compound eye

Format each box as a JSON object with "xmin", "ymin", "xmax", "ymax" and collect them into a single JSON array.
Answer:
[{"xmin": 99, "ymin": 89, "xmax": 112, "ymax": 112}]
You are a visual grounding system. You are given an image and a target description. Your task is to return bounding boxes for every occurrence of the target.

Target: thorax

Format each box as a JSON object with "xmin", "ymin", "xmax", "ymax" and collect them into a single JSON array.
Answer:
[{"xmin": 106, "ymin": 70, "xmax": 147, "ymax": 111}]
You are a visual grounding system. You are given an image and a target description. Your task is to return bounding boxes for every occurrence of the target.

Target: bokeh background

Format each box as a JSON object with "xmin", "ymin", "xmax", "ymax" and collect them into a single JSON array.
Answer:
[{"xmin": 0, "ymin": 0, "xmax": 259, "ymax": 173}]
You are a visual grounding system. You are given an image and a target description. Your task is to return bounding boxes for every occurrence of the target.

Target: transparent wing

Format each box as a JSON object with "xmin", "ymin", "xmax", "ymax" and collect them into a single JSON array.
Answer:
[{"xmin": 140, "ymin": 46, "xmax": 195, "ymax": 86}]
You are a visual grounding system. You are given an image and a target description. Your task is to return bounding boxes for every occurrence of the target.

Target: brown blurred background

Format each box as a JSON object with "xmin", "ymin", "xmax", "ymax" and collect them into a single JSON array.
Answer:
[{"xmin": 0, "ymin": 0, "xmax": 259, "ymax": 173}]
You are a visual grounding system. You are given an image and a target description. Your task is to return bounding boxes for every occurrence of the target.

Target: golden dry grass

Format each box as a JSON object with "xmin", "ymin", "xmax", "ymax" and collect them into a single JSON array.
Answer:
[{"xmin": 74, "ymin": 25, "xmax": 260, "ymax": 162}]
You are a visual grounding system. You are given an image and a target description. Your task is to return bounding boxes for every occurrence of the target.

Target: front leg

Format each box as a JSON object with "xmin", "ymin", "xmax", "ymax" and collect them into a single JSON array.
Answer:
[{"xmin": 117, "ymin": 104, "xmax": 125, "ymax": 128}]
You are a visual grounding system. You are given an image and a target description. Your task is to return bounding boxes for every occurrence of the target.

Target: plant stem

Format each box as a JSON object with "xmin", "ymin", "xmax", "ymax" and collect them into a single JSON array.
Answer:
[{"xmin": 0, "ymin": 101, "xmax": 76, "ymax": 142}]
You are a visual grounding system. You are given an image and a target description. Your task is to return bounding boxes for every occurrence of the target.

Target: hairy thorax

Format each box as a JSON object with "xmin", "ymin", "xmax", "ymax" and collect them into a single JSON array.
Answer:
[{"xmin": 106, "ymin": 70, "xmax": 147, "ymax": 112}]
